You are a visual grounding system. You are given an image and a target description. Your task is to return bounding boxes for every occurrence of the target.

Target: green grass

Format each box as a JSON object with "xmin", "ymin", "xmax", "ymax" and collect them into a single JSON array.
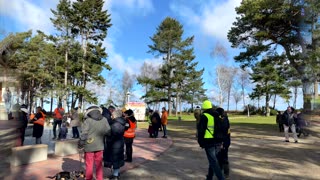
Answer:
[
  {"xmin": 138, "ymin": 115, "xmax": 276, "ymax": 128},
  {"xmin": 229, "ymin": 115, "xmax": 276, "ymax": 125}
]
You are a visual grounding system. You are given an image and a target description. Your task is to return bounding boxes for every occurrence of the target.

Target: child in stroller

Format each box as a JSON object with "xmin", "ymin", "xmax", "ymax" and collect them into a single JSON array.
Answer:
[{"xmin": 295, "ymin": 111, "xmax": 310, "ymax": 137}]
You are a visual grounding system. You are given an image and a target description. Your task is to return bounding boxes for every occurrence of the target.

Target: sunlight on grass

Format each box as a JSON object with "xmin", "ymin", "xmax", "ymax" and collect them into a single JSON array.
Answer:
[
  {"xmin": 230, "ymin": 116, "xmax": 276, "ymax": 125},
  {"xmin": 167, "ymin": 114, "xmax": 276, "ymax": 125}
]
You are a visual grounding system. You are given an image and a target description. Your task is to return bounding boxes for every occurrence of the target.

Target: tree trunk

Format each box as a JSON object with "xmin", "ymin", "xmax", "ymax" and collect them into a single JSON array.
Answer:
[
  {"xmin": 265, "ymin": 93, "xmax": 270, "ymax": 117},
  {"xmin": 62, "ymin": 50, "xmax": 68, "ymax": 111},
  {"xmin": 273, "ymin": 94, "xmax": 276, "ymax": 109},
  {"xmin": 175, "ymin": 96, "xmax": 178, "ymax": 117},
  {"xmin": 227, "ymin": 89, "xmax": 230, "ymax": 111},
  {"xmin": 314, "ymin": 81, "xmax": 318, "ymax": 98},
  {"xmin": 50, "ymin": 93, "xmax": 53, "ymax": 113},
  {"xmin": 302, "ymin": 80, "xmax": 313, "ymax": 111},
  {"xmin": 40, "ymin": 97, "xmax": 44, "ymax": 108},
  {"xmin": 293, "ymin": 86, "xmax": 298, "ymax": 109}
]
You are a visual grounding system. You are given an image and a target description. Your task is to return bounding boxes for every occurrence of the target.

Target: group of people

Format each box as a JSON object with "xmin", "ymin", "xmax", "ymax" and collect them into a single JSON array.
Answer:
[
  {"xmin": 147, "ymin": 107, "xmax": 168, "ymax": 138},
  {"xmin": 78, "ymin": 105, "xmax": 137, "ymax": 180},
  {"xmin": 276, "ymin": 106, "xmax": 311, "ymax": 143},
  {"xmin": 52, "ymin": 104, "xmax": 81, "ymax": 141},
  {"xmin": 197, "ymin": 100, "xmax": 231, "ymax": 180}
]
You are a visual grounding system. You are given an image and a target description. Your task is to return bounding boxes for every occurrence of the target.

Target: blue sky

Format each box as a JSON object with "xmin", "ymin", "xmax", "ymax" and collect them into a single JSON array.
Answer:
[{"xmin": 0, "ymin": 0, "xmax": 304, "ymax": 110}]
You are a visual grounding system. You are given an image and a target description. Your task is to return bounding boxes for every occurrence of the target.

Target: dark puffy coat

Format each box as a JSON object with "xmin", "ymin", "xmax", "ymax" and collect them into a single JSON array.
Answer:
[
  {"xmin": 104, "ymin": 117, "xmax": 126, "ymax": 169},
  {"xmin": 282, "ymin": 110, "xmax": 296, "ymax": 126},
  {"xmin": 151, "ymin": 112, "xmax": 161, "ymax": 129},
  {"xmin": 102, "ymin": 107, "xmax": 112, "ymax": 124},
  {"xmin": 197, "ymin": 109, "xmax": 223, "ymax": 148}
]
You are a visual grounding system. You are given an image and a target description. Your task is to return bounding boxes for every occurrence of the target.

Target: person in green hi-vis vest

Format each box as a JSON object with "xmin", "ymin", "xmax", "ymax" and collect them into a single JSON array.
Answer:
[{"xmin": 197, "ymin": 100, "xmax": 224, "ymax": 180}]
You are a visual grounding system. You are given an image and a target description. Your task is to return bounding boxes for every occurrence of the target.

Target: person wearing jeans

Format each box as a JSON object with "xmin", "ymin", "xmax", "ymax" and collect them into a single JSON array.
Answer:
[
  {"xmin": 197, "ymin": 100, "xmax": 225, "ymax": 180},
  {"xmin": 205, "ymin": 146, "xmax": 224, "ymax": 180},
  {"xmin": 282, "ymin": 106, "xmax": 298, "ymax": 143},
  {"xmin": 78, "ymin": 106, "xmax": 111, "ymax": 180},
  {"xmin": 52, "ymin": 103, "xmax": 65, "ymax": 140},
  {"xmin": 70, "ymin": 107, "xmax": 80, "ymax": 138},
  {"xmin": 161, "ymin": 107, "xmax": 168, "ymax": 138}
]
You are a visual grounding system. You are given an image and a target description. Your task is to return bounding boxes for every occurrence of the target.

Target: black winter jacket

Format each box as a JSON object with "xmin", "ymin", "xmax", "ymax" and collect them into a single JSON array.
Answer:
[
  {"xmin": 197, "ymin": 109, "xmax": 224, "ymax": 148},
  {"xmin": 104, "ymin": 117, "xmax": 126, "ymax": 169}
]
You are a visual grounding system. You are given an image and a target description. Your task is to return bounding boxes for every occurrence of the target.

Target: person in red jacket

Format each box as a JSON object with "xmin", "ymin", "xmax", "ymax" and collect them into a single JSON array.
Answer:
[{"xmin": 123, "ymin": 109, "xmax": 136, "ymax": 162}]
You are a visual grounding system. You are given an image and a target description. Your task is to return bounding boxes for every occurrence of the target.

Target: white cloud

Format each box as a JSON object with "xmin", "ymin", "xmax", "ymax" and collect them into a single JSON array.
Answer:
[
  {"xmin": 170, "ymin": 0, "xmax": 241, "ymax": 41},
  {"xmin": 0, "ymin": 0, "xmax": 53, "ymax": 33}
]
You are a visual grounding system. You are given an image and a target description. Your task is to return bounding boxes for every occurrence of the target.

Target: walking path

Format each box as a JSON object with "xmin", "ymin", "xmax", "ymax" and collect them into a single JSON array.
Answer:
[{"xmin": 6, "ymin": 128, "xmax": 173, "ymax": 180}]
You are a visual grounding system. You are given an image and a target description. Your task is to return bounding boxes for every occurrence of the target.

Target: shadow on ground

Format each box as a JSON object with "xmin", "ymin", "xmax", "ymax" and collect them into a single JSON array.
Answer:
[{"xmin": 120, "ymin": 120, "xmax": 320, "ymax": 180}]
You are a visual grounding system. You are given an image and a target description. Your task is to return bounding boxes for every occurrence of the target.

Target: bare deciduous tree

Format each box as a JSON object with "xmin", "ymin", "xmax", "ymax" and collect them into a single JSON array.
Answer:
[
  {"xmin": 215, "ymin": 65, "xmax": 237, "ymax": 110},
  {"xmin": 238, "ymin": 69, "xmax": 250, "ymax": 108},
  {"xmin": 121, "ymin": 70, "xmax": 135, "ymax": 105},
  {"xmin": 210, "ymin": 41, "xmax": 228, "ymax": 61},
  {"xmin": 232, "ymin": 89, "xmax": 242, "ymax": 111}
]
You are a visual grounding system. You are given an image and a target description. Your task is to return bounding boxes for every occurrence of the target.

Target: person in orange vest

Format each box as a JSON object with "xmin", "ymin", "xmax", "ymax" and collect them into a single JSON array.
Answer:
[
  {"xmin": 123, "ymin": 109, "xmax": 136, "ymax": 162},
  {"xmin": 161, "ymin": 107, "xmax": 168, "ymax": 138},
  {"xmin": 52, "ymin": 103, "xmax": 65, "ymax": 140},
  {"xmin": 30, "ymin": 106, "xmax": 46, "ymax": 144}
]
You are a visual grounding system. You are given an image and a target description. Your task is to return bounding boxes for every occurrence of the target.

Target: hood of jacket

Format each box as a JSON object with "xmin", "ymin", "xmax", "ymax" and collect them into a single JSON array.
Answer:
[
  {"xmin": 114, "ymin": 117, "xmax": 126, "ymax": 126},
  {"xmin": 85, "ymin": 106, "xmax": 103, "ymax": 120}
]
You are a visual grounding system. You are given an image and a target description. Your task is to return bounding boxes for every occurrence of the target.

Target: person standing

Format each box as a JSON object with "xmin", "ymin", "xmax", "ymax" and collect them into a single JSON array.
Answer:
[
  {"xmin": 101, "ymin": 105, "xmax": 115, "ymax": 122},
  {"xmin": 197, "ymin": 100, "xmax": 224, "ymax": 180},
  {"xmin": 3, "ymin": 87, "xmax": 12, "ymax": 114},
  {"xmin": 70, "ymin": 107, "xmax": 80, "ymax": 138},
  {"xmin": 276, "ymin": 111, "xmax": 284, "ymax": 132},
  {"xmin": 282, "ymin": 106, "xmax": 298, "ymax": 143},
  {"xmin": 78, "ymin": 106, "xmax": 111, "ymax": 180},
  {"xmin": 59, "ymin": 122, "xmax": 68, "ymax": 140},
  {"xmin": 104, "ymin": 109, "xmax": 126, "ymax": 180},
  {"xmin": 161, "ymin": 107, "xmax": 168, "ymax": 138},
  {"xmin": 215, "ymin": 108, "xmax": 231, "ymax": 179},
  {"xmin": 19, "ymin": 104, "xmax": 29, "ymax": 146},
  {"xmin": 124, "ymin": 109, "xmax": 137, "ymax": 162},
  {"xmin": 30, "ymin": 107, "xmax": 46, "ymax": 144},
  {"xmin": 52, "ymin": 103, "xmax": 65, "ymax": 140},
  {"xmin": 147, "ymin": 110, "xmax": 154, "ymax": 138},
  {"xmin": 194, "ymin": 106, "xmax": 201, "ymax": 137},
  {"xmin": 151, "ymin": 110, "xmax": 161, "ymax": 138}
]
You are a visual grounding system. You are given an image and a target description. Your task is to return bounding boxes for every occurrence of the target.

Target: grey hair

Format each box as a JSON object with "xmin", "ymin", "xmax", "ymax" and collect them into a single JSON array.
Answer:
[{"xmin": 112, "ymin": 109, "xmax": 123, "ymax": 119}]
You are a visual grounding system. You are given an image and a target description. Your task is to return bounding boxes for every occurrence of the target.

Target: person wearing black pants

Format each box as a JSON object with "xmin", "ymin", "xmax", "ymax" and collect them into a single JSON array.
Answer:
[
  {"xmin": 124, "ymin": 109, "xmax": 137, "ymax": 162},
  {"xmin": 151, "ymin": 110, "xmax": 161, "ymax": 138}
]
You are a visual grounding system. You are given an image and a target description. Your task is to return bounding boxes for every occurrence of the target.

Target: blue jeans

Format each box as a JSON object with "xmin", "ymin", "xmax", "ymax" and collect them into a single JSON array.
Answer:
[
  {"xmin": 205, "ymin": 146, "xmax": 224, "ymax": 180},
  {"xmin": 162, "ymin": 125, "xmax": 167, "ymax": 137},
  {"xmin": 52, "ymin": 119, "xmax": 62, "ymax": 138}
]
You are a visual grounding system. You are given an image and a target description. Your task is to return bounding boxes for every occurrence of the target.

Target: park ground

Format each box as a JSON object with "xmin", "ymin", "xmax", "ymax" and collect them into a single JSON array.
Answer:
[
  {"xmin": 2, "ymin": 115, "xmax": 320, "ymax": 180},
  {"xmin": 120, "ymin": 115, "xmax": 320, "ymax": 180}
]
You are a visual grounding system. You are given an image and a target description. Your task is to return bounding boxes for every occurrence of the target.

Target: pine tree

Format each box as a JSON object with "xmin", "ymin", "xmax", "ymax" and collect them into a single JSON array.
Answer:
[
  {"xmin": 72, "ymin": 0, "xmax": 112, "ymax": 109},
  {"xmin": 228, "ymin": 0, "xmax": 319, "ymax": 110},
  {"xmin": 148, "ymin": 17, "xmax": 201, "ymax": 115},
  {"xmin": 50, "ymin": 0, "xmax": 74, "ymax": 109},
  {"xmin": 250, "ymin": 60, "xmax": 290, "ymax": 116}
]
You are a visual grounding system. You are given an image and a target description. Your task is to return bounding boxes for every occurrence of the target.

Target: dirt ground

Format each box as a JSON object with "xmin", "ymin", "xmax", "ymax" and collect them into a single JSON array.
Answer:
[{"xmin": 120, "ymin": 120, "xmax": 320, "ymax": 180}]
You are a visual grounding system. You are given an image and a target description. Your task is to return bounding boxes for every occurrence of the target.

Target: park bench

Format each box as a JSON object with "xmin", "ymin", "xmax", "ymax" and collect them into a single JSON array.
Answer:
[{"xmin": 11, "ymin": 144, "xmax": 48, "ymax": 166}]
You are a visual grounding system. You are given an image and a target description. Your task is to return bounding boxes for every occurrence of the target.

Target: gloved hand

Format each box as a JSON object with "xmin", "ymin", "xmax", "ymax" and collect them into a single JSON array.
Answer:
[{"xmin": 78, "ymin": 140, "xmax": 85, "ymax": 149}]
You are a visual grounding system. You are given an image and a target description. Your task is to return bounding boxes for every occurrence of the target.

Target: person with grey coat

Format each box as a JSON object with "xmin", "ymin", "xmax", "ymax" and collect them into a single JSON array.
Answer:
[{"xmin": 78, "ymin": 106, "xmax": 111, "ymax": 180}]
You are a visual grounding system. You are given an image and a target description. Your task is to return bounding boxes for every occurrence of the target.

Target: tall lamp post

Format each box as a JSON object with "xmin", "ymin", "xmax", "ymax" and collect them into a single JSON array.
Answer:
[{"xmin": 126, "ymin": 91, "xmax": 130, "ymax": 104}]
